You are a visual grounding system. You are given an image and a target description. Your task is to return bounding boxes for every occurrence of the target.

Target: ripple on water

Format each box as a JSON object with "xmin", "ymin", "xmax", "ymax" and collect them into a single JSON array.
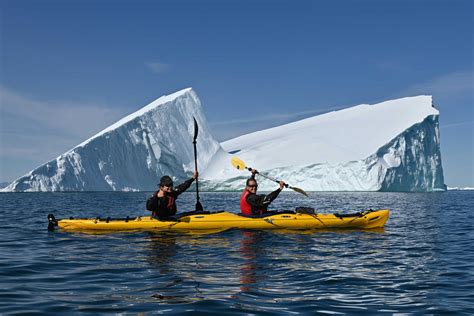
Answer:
[{"xmin": 0, "ymin": 191, "xmax": 473, "ymax": 314}]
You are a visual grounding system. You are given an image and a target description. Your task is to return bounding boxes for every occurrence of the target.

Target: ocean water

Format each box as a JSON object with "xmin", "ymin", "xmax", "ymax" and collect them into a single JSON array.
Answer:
[{"xmin": 0, "ymin": 191, "xmax": 473, "ymax": 315}]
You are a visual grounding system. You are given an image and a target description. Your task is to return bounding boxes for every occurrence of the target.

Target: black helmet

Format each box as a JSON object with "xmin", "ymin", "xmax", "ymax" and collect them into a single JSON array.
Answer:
[{"xmin": 159, "ymin": 175, "xmax": 174, "ymax": 187}]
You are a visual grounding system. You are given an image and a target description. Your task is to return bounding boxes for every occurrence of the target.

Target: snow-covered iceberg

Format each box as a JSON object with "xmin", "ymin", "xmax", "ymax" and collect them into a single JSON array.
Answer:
[
  {"xmin": 2, "ymin": 88, "xmax": 223, "ymax": 192},
  {"xmin": 2, "ymin": 89, "xmax": 446, "ymax": 192},
  {"xmin": 203, "ymin": 95, "xmax": 446, "ymax": 192}
]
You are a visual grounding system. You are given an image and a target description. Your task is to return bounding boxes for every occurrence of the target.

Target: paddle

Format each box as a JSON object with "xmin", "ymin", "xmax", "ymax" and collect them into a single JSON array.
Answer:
[
  {"xmin": 193, "ymin": 117, "xmax": 204, "ymax": 212},
  {"xmin": 231, "ymin": 156, "xmax": 309, "ymax": 197}
]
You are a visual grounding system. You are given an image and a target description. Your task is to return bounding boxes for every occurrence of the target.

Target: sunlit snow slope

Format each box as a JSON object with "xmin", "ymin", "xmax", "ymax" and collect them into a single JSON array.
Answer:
[{"xmin": 204, "ymin": 95, "xmax": 446, "ymax": 192}]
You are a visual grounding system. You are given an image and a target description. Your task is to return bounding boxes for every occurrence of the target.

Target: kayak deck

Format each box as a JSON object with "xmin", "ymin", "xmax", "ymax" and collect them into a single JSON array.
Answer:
[{"xmin": 50, "ymin": 209, "xmax": 389, "ymax": 233}]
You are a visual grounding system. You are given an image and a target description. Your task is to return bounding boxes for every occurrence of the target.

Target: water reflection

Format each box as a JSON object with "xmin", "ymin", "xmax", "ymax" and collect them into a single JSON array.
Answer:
[
  {"xmin": 238, "ymin": 231, "xmax": 261, "ymax": 294},
  {"xmin": 144, "ymin": 232, "xmax": 192, "ymax": 303},
  {"xmin": 144, "ymin": 231, "xmax": 237, "ymax": 304},
  {"xmin": 146, "ymin": 232, "xmax": 179, "ymax": 274}
]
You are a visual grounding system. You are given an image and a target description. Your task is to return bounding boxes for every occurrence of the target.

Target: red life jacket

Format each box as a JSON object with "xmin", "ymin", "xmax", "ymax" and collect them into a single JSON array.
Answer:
[
  {"xmin": 240, "ymin": 190, "xmax": 264, "ymax": 216},
  {"xmin": 166, "ymin": 195, "xmax": 175, "ymax": 210}
]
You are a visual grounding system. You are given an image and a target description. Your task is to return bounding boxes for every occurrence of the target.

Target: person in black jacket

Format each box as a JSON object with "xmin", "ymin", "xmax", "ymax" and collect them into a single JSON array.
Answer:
[
  {"xmin": 146, "ymin": 172, "xmax": 198, "ymax": 220},
  {"xmin": 240, "ymin": 169, "xmax": 285, "ymax": 216}
]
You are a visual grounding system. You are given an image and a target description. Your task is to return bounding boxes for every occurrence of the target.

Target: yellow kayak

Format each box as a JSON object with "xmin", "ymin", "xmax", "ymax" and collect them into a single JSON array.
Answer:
[{"xmin": 48, "ymin": 209, "xmax": 389, "ymax": 233}]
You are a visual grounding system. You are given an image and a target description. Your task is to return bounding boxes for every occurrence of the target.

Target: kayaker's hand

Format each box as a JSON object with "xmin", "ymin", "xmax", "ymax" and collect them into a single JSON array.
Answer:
[
  {"xmin": 279, "ymin": 181, "xmax": 285, "ymax": 190},
  {"xmin": 251, "ymin": 169, "xmax": 258, "ymax": 175},
  {"xmin": 193, "ymin": 171, "xmax": 199, "ymax": 179}
]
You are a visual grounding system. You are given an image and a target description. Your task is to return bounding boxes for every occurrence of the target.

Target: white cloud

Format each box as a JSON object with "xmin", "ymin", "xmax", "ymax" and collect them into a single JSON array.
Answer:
[
  {"xmin": 440, "ymin": 121, "xmax": 474, "ymax": 129},
  {"xmin": 0, "ymin": 86, "xmax": 128, "ymax": 140},
  {"xmin": 402, "ymin": 70, "xmax": 474, "ymax": 96},
  {"xmin": 0, "ymin": 86, "xmax": 129, "ymax": 179},
  {"xmin": 145, "ymin": 61, "xmax": 170, "ymax": 73}
]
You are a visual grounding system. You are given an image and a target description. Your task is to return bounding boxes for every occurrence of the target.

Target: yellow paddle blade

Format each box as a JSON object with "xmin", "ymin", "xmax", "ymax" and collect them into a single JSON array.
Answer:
[{"xmin": 231, "ymin": 156, "xmax": 246, "ymax": 170}]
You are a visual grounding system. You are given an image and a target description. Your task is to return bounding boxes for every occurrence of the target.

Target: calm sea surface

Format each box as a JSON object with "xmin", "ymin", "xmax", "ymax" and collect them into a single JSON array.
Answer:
[{"xmin": 0, "ymin": 191, "xmax": 473, "ymax": 315}]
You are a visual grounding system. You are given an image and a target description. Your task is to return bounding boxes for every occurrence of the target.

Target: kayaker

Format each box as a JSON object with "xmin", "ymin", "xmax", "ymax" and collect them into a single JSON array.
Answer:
[
  {"xmin": 146, "ymin": 172, "xmax": 198, "ymax": 220},
  {"xmin": 240, "ymin": 169, "xmax": 285, "ymax": 216}
]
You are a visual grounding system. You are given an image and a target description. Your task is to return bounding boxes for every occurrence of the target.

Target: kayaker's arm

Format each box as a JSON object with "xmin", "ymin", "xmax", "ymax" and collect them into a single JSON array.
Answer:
[
  {"xmin": 246, "ymin": 188, "xmax": 281, "ymax": 210},
  {"xmin": 246, "ymin": 194, "xmax": 266, "ymax": 212},
  {"xmin": 146, "ymin": 193, "xmax": 159, "ymax": 213},
  {"xmin": 250, "ymin": 171, "xmax": 256, "ymax": 180},
  {"xmin": 263, "ymin": 188, "xmax": 282, "ymax": 205},
  {"xmin": 173, "ymin": 177, "xmax": 195, "ymax": 196}
]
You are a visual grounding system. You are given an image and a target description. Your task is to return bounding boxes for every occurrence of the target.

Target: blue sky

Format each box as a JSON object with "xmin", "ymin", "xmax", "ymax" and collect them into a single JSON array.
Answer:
[{"xmin": 1, "ymin": 0, "xmax": 473, "ymax": 187}]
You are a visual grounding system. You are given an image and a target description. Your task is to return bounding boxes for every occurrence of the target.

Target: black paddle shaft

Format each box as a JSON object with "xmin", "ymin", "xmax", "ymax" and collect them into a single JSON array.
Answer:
[
  {"xmin": 193, "ymin": 117, "xmax": 204, "ymax": 212},
  {"xmin": 245, "ymin": 166, "xmax": 289, "ymax": 188}
]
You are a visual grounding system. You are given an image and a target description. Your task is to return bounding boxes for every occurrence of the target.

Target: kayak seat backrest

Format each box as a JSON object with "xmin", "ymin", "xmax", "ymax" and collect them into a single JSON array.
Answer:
[{"xmin": 334, "ymin": 212, "xmax": 363, "ymax": 218}]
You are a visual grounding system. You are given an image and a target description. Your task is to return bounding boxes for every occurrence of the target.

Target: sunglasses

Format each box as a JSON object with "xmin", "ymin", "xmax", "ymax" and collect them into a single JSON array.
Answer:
[{"xmin": 247, "ymin": 184, "xmax": 258, "ymax": 188}]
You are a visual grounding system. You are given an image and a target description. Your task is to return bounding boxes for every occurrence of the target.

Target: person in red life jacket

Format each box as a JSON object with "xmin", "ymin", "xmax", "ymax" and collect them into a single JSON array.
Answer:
[
  {"xmin": 146, "ymin": 172, "xmax": 198, "ymax": 220},
  {"xmin": 240, "ymin": 169, "xmax": 285, "ymax": 216}
]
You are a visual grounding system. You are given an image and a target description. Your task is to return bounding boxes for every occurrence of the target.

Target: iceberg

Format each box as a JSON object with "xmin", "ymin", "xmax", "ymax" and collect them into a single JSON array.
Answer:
[
  {"xmin": 2, "ymin": 89, "xmax": 446, "ymax": 192},
  {"xmin": 2, "ymin": 88, "xmax": 223, "ymax": 192},
  {"xmin": 203, "ymin": 96, "xmax": 446, "ymax": 192}
]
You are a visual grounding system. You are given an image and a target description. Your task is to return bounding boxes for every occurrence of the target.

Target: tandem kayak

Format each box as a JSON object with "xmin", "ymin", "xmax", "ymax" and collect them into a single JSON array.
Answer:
[{"xmin": 48, "ymin": 209, "xmax": 389, "ymax": 233}]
